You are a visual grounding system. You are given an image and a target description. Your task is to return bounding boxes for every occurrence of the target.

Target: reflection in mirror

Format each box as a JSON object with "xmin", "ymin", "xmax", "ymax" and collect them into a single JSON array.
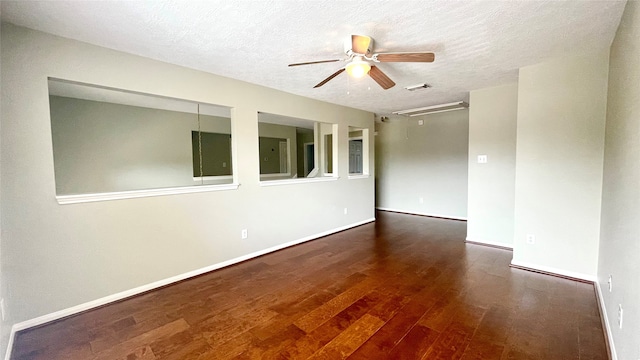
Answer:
[
  {"xmin": 192, "ymin": 131, "xmax": 232, "ymax": 178},
  {"xmin": 259, "ymin": 137, "xmax": 290, "ymax": 176},
  {"xmin": 258, "ymin": 112, "xmax": 336, "ymax": 181},
  {"xmin": 349, "ymin": 126, "xmax": 369, "ymax": 175},
  {"xmin": 324, "ymin": 134, "xmax": 333, "ymax": 174},
  {"xmin": 48, "ymin": 78, "xmax": 234, "ymax": 196}
]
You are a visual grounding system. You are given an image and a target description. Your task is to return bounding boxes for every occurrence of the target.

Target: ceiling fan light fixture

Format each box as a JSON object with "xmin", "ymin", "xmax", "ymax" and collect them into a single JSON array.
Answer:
[{"xmin": 345, "ymin": 57, "xmax": 371, "ymax": 78}]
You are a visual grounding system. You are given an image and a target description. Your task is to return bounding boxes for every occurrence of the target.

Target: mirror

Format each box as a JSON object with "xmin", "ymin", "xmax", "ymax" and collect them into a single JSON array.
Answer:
[
  {"xmin": 48, "ymin": 78, "xmax": 234, "ymax": 196},
  {"xmin": 349, "ymin": 126, "xmax": 369, "ymax": 175},
  {"xmin": 258, "ymin": 112, "xmax": 336, "ymax": 181}
]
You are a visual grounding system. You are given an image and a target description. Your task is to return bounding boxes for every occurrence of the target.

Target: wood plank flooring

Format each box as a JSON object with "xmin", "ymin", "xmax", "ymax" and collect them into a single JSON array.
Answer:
[{"xmin": 11, "ymin": 211, "xmax": 608, "ymax": 359}]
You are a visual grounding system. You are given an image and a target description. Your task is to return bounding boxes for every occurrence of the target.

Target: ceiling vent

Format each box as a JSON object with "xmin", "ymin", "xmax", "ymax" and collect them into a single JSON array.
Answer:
[
  {"xmin": 404, "ymin": 83, "xmax": 431, "ymax": 91},
  {"xmin": 393, "ymin": 101, "xmax": 468, "ymax": 117}
]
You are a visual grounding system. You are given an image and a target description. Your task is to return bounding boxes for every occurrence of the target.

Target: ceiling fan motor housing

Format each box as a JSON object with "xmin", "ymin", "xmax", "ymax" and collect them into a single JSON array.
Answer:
[{"xmin": 345, "ymin": 35, "xmax": 373, "ymax": 56}]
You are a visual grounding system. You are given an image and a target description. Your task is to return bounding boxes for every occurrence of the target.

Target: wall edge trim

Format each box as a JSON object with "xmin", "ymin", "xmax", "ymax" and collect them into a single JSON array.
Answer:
[
  {"xmin": 595, "ymin": 281, "xmax": 618, "ymax": 360},
  {"xmin": 3, "ymin": 217, "xmax": 375, "ymax": 360},
  {"xmin": 465, "ymin": 237, "xmax": 513, "ymax": 250},
  {"xmin": 376, "ymin": 207, "xmax": 467, "ymax": 221},
  {"xmin": 510, "ymin": 259, "xmax": 597, "ymax": 283},
  {"xmin": 57, "ymin": 183, "xmax": 240, "ymax": 204}
]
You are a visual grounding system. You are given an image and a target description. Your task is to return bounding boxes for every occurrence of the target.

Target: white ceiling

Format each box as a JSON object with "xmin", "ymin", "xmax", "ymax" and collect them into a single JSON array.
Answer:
[{"xmin": 0, "ymin": 0, "xmax": 627, "ymax": 116}]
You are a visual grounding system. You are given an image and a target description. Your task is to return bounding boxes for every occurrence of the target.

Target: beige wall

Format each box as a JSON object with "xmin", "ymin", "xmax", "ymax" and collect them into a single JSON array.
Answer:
[
  {"xmin": 598, "ymin": 1, "xmax": 640, "ymax": 359},
  {"xmin": 467, "ymin": 83, "xmax": 518, "ymax": 248},
  {"xmin": 513, "ymin": 51, "xmax": 609, "ymax": 277},
  {"xmin": 375, "ymin": 110, "xmax": 469, "ymax": 219},
  {"xmin": 0, "ymin": 23, "xmax": 374, "ymax": 356}
]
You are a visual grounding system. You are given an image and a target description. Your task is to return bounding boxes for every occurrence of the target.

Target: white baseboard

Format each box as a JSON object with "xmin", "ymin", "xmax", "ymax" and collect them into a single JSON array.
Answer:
[
  {"xmin": 510, "ymin": 259, "xmax": 597, "ymax": 282},
  {"xmin": 465, "ymin": 237, "xmax": 513, "ymax": 249},
  {"xmin": 376, "ymin": 207, "xmax": 467, "ymax": 221},
  {"xmin": 3, "ymin": 217, "xmax": 375, "ymax": 360},
  {"xmin": 595, "ymin": 281, "xmax": 618, "ymax": 360}
]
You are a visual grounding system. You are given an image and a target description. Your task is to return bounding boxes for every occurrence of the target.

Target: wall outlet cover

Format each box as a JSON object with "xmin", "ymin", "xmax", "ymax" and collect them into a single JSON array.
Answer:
[
  {"xmin": 526, "ymin": 234, "xmax": 536, "ymax": 244},
  {"xmin": 241, "ymin": 229, "xmax": 248, "ymax": 239}
]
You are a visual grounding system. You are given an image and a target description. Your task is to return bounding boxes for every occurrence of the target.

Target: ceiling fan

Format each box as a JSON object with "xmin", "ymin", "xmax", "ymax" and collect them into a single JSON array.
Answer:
[{"xmin": 288, "ymin": 35, "xmax": 435, "ymax": 90}]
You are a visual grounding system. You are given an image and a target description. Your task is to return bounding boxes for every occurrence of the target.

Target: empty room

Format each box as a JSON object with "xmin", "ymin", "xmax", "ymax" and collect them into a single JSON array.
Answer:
[{"xmin": 0, "ymin": 1, "xmax": 638, "ymax": 359}]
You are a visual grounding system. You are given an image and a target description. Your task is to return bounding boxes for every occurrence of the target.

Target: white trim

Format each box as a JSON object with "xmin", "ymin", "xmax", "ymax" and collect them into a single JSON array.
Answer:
[
  {"xmin": 260, "ymin": 176, "xmax": 338, "ymax": 187},
  {"xmin": 192, "ymin": 175, "xmax": 233, "ymax": 181},
  {"xmin": 3, "ymin": 217, "xmax": 376, "ymax": 360},
  {"xmin": 376, "ymin": 207, "xmax": 467, "ymax": 221},
  {"xmin": 348, "ymin": 174, "xmax": 370, "ymax": 180},
  {"xmin": 4, "ymin": 327, "xmax": 16, "ymax": 360},
  {"xmin": 56, "ymin": 183, "xmax": 240, "ymax": 204},
  {"xmin": 509, "ymin": 260, "xmax": 597, "ymax": 282},
  {"xmin": 465, "ymin": 237, "xmax": 513, "ymax": 249},
  {"xmin": 595, "ymin": 281, "xmax": 618, "ymax": 360}
]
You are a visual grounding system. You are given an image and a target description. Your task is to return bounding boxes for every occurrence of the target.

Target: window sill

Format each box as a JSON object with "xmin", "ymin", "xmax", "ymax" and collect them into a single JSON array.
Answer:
[
  {"xmin": 348, "ymin": 174, "xmax": 370, "ymax": 180},
  {"xmin": 193, "ymin": 175, "xmax": 233, "ymax": 181},
  {"xmin": 260, "ymin": 177, "xmax": 338, "ymax": 187},
  {"xmin": 56, "ymin": 183, "xmax": 240, "ymax": 204},
  {"xmin": 259, "ymin": 172, "xmax": 292, "ymax": 179}
]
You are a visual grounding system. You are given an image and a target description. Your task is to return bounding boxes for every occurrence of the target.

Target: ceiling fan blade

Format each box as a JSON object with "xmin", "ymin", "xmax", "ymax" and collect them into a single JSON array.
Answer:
[
  {"xmin": 351, "ymin": 35, "xmax": 372, "ymax": 55},
  {"xmin": 314, "ymin": 68, "xmax": 345, "ymax": 88},
  {"xmin": 289, "ymin": 59, "xmax": 341, "ymax": 67},
  {"xmin": 375, "ymin": 52, "xmax": 435, "ymax": 63},
  {"xmin": 369, "ymin": 66, "xmax": 395, "ymax": 90}
]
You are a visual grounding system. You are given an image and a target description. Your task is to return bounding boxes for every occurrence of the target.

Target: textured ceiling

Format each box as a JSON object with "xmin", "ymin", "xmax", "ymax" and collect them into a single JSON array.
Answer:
[{"xmin": 0, "ymin": 0, "xmax": 627, "ymax": 115}]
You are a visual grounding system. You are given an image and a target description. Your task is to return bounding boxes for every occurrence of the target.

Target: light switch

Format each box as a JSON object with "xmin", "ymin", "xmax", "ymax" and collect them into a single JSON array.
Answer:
[
  {"xmin": 477, "ymin": 155, "xmax": 488, "ymax": 164},
  {"xmin": 418, "ymin": 120, "xmax": 424, "ymax": 126}
]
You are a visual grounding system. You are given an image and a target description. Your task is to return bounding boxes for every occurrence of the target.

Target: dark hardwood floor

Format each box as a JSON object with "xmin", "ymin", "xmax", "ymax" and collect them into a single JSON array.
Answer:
[{"xmin": 12, "ymin": 211, "xmax": 608, "ymax": 359}]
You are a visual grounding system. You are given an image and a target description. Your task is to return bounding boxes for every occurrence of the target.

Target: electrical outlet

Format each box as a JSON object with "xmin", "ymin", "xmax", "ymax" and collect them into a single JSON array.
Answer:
[
  {"xmin": 617, "ymin": 304, "xmax": 623, "ymax": 329},
  {"xmin": 0, "ymin": 298, "xmax": 5, "ymax": 321},
  {"xmin": 526, "ymin": 234, "xmax": 536, "ymax": 244},
  {"xmin": 419, "ymin": 197, "xmax": 424, "ymax": 204},
  {"xmin": 344, "ymin": 208, "xmax": 348, "ymax": 215},
  {"xmin": 241, "ymin": 229, "xmax": 248, "ymax": 239},
  {"xmin": 608, "ymin": 275, "xmax": 612, "ymax": 292},
  {"xmin": 418, "ymin": 120, "xmax": 424, "ymax": 126},
  {"xmin": 477, "ymin": 155, "xmax": 488, "ymax": 164}
]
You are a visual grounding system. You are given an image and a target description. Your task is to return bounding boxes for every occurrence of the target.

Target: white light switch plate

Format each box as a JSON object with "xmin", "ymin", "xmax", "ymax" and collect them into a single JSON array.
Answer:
[{"xmin": 477, "ymin": 155, "xmax": 488, "ymax": 164}]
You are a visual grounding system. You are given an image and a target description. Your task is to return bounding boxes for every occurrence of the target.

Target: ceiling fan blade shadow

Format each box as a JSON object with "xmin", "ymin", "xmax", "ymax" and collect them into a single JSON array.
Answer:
[
  {"xmin": 289, "ymin": 59, "xmax": 341, "ymax": 67},
  {"xmin": 368, "ymin": 66, "xmax": 395, "ymax": 90},
  {"xmin": 314, "ymin": 68, "xmax": 345, "ymax": 88},
  {"xmin": 375, "ymin": 52, "xmax": 435, "ymax": 62},
  {"xmin": 351, "ymin": 35, "xmax": 372, "ymax": 55}
]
